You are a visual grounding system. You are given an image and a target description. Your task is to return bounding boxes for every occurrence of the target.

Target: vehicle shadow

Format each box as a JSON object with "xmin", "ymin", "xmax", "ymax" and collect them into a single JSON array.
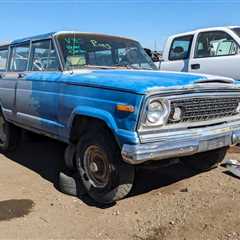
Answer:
[
  {"xmin": 4, "ymin": 137, "xmax": 197, "ymax": 208},
  {"xmin": 5, "ymin": 136, "xmax": 66, "ymax": 187},
  {"xmin": 130, "ymin": 162, "xmax": 196, "ymax": 198}
]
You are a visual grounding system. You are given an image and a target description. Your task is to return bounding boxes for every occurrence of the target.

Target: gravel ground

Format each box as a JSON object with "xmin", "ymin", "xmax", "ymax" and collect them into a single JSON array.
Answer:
[{"xmin": 0, "ymin": 138, "xmax": 239, "ymax": 240}]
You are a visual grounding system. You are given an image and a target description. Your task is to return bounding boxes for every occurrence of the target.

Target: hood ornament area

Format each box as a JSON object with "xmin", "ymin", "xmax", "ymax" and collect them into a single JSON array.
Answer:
[{"xmin": 194, "ymin": 78, "xmax": 235, "ymax": 84}]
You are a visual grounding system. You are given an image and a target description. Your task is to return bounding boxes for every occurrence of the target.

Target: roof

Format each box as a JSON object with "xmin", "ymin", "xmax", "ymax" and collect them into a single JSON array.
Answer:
[
  {"xmin": 12, "ymin": 32, "xmax": 56, "ymax": 44},
  {"xmin": 0, "ymin": 41, "xmax": 11, "ymax": 48},
  {"xmin": 10, "ymin": 31, "xmax": 136, "ymax": 45},
  {"xmin": 169, "ymin": 26, "xmax": 240, "ymax": 39}
]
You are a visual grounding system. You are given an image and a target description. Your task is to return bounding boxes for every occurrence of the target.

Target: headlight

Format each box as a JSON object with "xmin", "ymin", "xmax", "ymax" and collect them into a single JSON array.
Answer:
[{"xmin": 145, "ymin": 99, "xmax": 170, "ymax": 126}]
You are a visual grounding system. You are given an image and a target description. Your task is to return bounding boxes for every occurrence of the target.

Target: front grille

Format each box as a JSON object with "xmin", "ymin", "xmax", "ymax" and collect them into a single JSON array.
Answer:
[{"xmin": 168, "ymin": 96, "xmax": 240, "ymax": 124}]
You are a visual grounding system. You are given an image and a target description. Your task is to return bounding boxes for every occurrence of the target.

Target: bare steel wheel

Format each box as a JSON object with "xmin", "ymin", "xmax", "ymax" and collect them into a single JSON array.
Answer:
[
  {"xmin": 0, "ymin": 112, "xmax": 21, "ymax": 152},
  {"xmin": 82, "ymin": 145, "xmax": 111, "ymax": 189},
  {"xmin": 76, "ymin": 126, "xmax": 135, "ymax": 204}
]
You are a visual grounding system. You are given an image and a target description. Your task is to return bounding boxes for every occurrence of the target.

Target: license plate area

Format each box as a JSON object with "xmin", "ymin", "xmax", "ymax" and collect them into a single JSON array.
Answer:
[{"xmin": 199, "ymin": 135, "xmax": 231, "ymax": 152}]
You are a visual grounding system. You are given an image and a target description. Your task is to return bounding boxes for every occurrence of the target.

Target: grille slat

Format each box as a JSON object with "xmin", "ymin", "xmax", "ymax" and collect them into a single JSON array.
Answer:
[{"xmin": 168, "ymin": 96, "xmax": 240, "ymax": 124}]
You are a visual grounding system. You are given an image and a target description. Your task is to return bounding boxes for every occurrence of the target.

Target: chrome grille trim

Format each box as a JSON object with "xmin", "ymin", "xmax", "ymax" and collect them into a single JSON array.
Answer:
[{"xmin": 168, "ymin": 95, "xmax": 240, "ymax": 124}]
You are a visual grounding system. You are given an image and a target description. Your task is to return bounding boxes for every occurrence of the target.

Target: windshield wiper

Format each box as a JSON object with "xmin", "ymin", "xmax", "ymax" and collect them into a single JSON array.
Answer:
[
  {"xmin": 113, "ymin": 63, "xmax": 139, "ymax": 69},
  {"xmin": 67, "ymin": 64, "xmax": 153, "ymax": 71},
  {"xmin": 79, "ymin": 64, "xmax": 137, "ymax": 70},
  {"xmin": 81, "ymin": 65, "xmax": 118, "ymax": 69}
]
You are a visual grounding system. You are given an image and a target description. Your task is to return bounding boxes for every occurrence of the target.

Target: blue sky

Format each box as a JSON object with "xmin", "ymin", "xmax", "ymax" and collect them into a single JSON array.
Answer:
[{"xmin": 0, "ymin": 0, "xmax": 240, "ymax": 50}]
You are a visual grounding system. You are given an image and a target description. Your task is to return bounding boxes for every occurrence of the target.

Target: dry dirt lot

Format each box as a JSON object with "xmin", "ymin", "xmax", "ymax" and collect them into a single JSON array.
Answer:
[{"xmin": 0, "ymin": 137, "xmax": 239, "ymax": 240}]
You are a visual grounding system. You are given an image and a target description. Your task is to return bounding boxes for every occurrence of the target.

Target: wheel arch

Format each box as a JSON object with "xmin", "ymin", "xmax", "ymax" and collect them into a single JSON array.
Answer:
[
  {"xmin": 65, "ymin": 107, "xmax": 120, "ymax": 170},
  {"xmin": 68, "ymin": 107, "xmax": 119, "ymax": 144}
]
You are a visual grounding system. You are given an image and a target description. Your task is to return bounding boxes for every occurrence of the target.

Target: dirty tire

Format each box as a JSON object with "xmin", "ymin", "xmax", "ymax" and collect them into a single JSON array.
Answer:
[
  {"xmin": 181, "ymin": 147, "xmax": 228, "ymax": 172},
  {"xmin": 58, "ymin": 171, "xmax": 86, "ymax": 197},
  {"xmin": 64, "ymin": 144, "xmax": 76, "ymax": 170},
  {"xmin": 0, "ymin": 112, "xmax": 21, "ymax": 152},
  {"xmin": 75, "ymin": 127, "xmax": 135, "ymax": 204}
]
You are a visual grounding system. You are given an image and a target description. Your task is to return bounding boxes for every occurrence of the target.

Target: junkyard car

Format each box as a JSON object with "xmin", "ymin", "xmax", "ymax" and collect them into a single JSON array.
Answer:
[
  {"xmin": 0, "ymin": 31, "xmax": 240, "ymax": 203},
  {"xmin": 160, "ymin": 26, "xmax": 240, "ymax": 80}
]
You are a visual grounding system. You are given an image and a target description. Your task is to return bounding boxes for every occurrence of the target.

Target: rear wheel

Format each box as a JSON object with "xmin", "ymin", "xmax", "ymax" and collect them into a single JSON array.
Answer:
[
  {"xmin": 75, "ymin": 127, "xmax": 135, "ymax": 204},
  {"xmin": 181, "ymin": 147, "xmax": 228, "ymax": 172},
  {"xmin": 0, "ymin": 112, "xmax": 21, "ymax": 152}
]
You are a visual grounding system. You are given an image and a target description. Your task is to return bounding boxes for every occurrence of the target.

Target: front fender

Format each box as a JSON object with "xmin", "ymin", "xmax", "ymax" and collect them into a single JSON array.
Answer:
[
  {"xmin": 68, "ymin": 106, "xmax": 139, "ymax": 145},
  {"xmin": 69, "ymin": 106, "xmax": 118, "ymax": 131}
]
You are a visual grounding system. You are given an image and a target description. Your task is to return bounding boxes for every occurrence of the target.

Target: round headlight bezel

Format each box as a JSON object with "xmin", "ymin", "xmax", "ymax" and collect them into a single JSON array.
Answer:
[{"xmin": 143, "ymin": 98, "xmax": 170, "ymax": 127}]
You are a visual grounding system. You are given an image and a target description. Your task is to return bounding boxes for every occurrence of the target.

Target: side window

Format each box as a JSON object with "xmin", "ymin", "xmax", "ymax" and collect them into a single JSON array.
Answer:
[
  {"xmin": 30, "ymin": 40, "xmax": 60, "ymax": 71},
  {"xmin": 10, "ymin": 43, "xmax": 30, "ymax": 72},
  {"xmin": 195, "ymin": 31, "xmax": 239, "ymax": 58},
  {"xmin": 0, "ymin": 48, "xmax": 8, "ymax": 72},
  {"xmin": 169, "ymin": 35, "xmax": 193, "ymax": 61}
]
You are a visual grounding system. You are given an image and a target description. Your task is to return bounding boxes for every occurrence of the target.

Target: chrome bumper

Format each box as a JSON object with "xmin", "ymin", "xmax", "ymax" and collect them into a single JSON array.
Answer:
[{"xmin": 121, "ymin": 121, "xmax": 240, "ymax": 165}]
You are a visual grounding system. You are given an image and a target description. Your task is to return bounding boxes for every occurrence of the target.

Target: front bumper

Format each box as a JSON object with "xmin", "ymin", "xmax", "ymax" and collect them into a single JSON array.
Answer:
[{"xmin": 121, "ymin": 121, "xmax": 240, "ymax": 165}]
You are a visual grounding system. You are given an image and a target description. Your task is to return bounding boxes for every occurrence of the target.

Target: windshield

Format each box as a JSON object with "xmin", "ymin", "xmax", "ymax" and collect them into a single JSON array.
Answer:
[
  {"xmin": 56, "ymin": 33, "xmax": 156, "ymax": 70},
  {"xmin": 232, "ymin": 27, "xmax": 240, "ymax": 38}
]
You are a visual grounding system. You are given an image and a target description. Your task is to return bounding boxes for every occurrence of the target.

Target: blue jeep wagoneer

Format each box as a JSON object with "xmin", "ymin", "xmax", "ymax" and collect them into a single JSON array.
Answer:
[{"xmin": 0, "ymin": 31, "xmax": 240, "ymax": 203}]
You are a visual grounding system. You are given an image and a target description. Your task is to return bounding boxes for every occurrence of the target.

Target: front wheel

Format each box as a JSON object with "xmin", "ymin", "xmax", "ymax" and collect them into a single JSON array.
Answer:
[
  {"xmin": 181, "ymin": 147, "xmax": 228, "ymax": 172},
  {"xmin": 75, "ymin": 128, "xmax": 135, "ymax": 204},
  {"xmin": 0, "ymin": 112, "xmax": 21, "ymax": 152}
]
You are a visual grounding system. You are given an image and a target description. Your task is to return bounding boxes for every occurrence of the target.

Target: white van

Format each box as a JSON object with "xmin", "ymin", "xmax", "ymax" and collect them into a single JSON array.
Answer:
[{"xmin": 160, "ymin": 26, "xmax": 240, "ymax": 80}]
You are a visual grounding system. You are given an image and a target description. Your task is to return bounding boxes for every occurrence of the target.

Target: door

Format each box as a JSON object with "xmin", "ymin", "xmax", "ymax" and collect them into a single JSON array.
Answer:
[
  {"xmin": 189, "ymin": 31, "xmax": 240, "ymax": 79},
  {"xmin": 161, "ymin": 35, "xmax": 193, "ymax": 72},
  {"xmin": 1, "ymin": 43, "xmax": 30, "ymax": 122},
  {"xmin": 14, "ymin": 39, "xmax": 63, "ymax": 136},
  {"xmin": 0, "ymin": 46, "xmax": 18, "ymax": 121}
]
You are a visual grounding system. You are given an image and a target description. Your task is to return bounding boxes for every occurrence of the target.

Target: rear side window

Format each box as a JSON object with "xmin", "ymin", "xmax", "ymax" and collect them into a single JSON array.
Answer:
[
  {"xmin": 195, "ymin": 31, "xmax": 238, "ymax": 58},
  {"xmin": 29, "ymin": 39, "xmax": 60, "ymax": 71},
  {"xmin": 169, "ymin": 35, "xmax": 193, "ymax": 61},
  {"xmin": 0, "ymin": 48, "xmax": 8, "ymax": 71},
  {"xmin": 10, "ymin": 43, "xmax": 30, "ymax": 72}
]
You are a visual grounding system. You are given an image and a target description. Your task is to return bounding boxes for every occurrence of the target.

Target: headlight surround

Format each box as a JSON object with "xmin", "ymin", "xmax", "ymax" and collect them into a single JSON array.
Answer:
[{"xmin": 144, "ymin": 98, "xmax": 170, "ymax": 127}]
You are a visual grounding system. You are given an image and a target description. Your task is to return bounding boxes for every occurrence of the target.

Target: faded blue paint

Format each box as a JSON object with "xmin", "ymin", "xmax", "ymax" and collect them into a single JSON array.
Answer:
[
  {"xmin": 26, "ymin": 70, "xmax": 209, "ymax": 94},
  {"xmin": 61, "ymin": 70, "xmax": 209, "ymax": 94},
  {"xmin": 0, "ymin": 31, "xmax": 222, "ymax": 147},
  {"xmin": 0, "ymin": 68, "xmax": 211, "ymax": 146}
]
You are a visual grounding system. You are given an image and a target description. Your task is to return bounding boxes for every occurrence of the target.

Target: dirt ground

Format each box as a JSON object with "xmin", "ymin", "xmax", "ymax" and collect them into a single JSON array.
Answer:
[{"xmin": 0, "ymin": 137, "xmax": 239, "ymax": 240}]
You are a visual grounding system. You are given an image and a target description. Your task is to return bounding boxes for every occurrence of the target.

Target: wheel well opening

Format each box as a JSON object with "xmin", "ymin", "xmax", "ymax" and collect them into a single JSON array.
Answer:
[
  {"xmin": 69, "ymin": 115, "xmax": 117, "ymax": 144},
  {"xmin": 67, "ymin": 115, "xmax": 120, "ymax": 170}
]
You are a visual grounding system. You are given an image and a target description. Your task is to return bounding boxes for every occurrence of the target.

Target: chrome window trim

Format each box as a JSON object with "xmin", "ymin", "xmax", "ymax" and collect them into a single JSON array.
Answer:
[
  {"xmin": 52, "ymin": 35, "xmax": 64, "ymax": 71},
  {"xmin": 0, "ymin": 46, "xmax": 9, "ymax": 72},
  {"xmin": 8, "ymin": 41, "xmax": 31, "ymax": 72}
]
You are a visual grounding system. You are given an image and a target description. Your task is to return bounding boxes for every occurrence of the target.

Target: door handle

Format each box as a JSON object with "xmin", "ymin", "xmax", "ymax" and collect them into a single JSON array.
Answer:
[
  {"xmin": 191, "ymin": 64, "xmax": 200, "ymax": 70},
  {"xmin": 18, "ymin": 73, "xmax": 26, "ymax": 79}
]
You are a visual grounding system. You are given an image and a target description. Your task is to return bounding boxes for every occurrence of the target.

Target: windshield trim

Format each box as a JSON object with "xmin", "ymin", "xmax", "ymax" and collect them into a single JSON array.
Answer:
[
  {"xmin": 55, "ymin": 33, "xmax": 157, "ymax": 71},
  {"xmin": 54, "ymin": 31, "xmax": 138, "ymax": 44}
]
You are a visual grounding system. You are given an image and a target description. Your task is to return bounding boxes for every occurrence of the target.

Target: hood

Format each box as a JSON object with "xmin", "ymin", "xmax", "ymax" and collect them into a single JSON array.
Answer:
[{"xmin": 61, "ymin": 69, "xmax": 236, "ymax": 94}]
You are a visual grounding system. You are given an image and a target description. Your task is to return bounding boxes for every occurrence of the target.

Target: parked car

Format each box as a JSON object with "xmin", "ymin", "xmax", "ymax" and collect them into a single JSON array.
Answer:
[
  {"xmin": 144, "ymin": 48, "xmax": 162, "ymax": 68},
  {"xmin": 0, "ymin": 31, "xmax": 240, "ymax": 204},
  {"xmin": 160, "ymin": 26, "xmax": 240, "ymax": 80}
]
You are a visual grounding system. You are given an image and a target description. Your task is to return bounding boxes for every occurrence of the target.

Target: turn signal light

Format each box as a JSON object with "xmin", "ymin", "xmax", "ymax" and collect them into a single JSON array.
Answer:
[{"xmin": 116, "ymin": 104, "xmax": 135, "ymax": 113}]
